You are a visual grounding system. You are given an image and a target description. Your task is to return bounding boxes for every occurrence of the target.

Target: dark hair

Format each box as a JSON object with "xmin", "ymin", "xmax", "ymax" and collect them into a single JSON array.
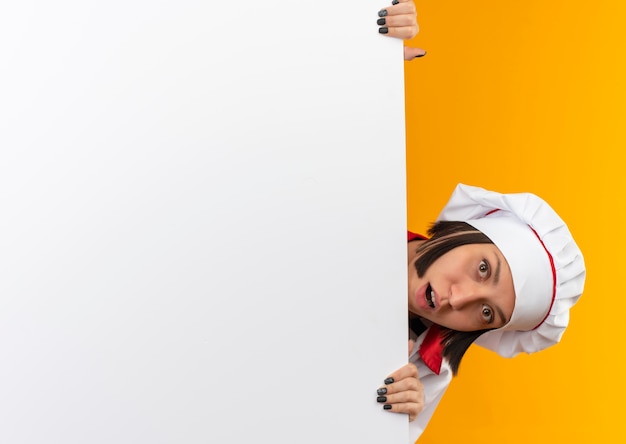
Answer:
[
  {"xmin": 440, "ymin": 327, "xmax": 491, "ymax": 375},
  {"xmin": 414, "ymin": 221, "xmax": 493, "ymax": 278},
  {"xmin": 411, "ymin": 221, "xmax": 495, "ymax": 375}
]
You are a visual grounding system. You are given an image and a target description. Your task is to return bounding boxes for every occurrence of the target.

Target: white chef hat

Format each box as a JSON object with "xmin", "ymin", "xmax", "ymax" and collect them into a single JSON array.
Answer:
[{"xmin": 436, "ymin": 183, "xmax": 586, "ymax": 357}]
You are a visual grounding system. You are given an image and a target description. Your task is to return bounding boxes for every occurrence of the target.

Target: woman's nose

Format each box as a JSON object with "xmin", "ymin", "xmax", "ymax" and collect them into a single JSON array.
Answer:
[{"xmin": 448, "ymin": 284, "xmax": 482, "ymax": 309}]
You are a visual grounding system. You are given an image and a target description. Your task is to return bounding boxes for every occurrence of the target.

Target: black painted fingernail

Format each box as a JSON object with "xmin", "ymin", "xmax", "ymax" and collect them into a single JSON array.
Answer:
[
  {"xmin": 384, "ymin": 377, "xmax": 394, "ymax": 384},
  {"xmin": 377, "ymin": 395, "xmax": 387, "ymax": 403},
  {"xmin": 377, "ymin": 18, "xmax": 386, "ymax": 26},
  {"xmin": 377, "ymin": 387, "xmax": 387, "ymax": 395},
  {"xmin": 383, "ymin": 404, "xmax": 392, "ymax": 410},
  {"xmin": 392, "ymin": 0, "xmax": 399, "ymax": 4},
  {"xmin": 378, "ymin": 10, "xmax": 388, "ymax": 17},
  {"xmin": 415, "ymin": 51, "xmax": 427, "ymax": 58},
  {"xmin": 379, "ymin": 27, "xmax": 388, "ymax": 34}
]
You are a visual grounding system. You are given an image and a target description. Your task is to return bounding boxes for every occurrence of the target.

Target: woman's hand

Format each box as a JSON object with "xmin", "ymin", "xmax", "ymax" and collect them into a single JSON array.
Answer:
[
  {"xmin": 377, "ymin": 0, "xmax": 418, "ymax": 39},
  {"xmin": 376, "ymin": 0, "xmax": 426, "ymax": 60},
  {"xmin": 376, "ymin": 340, "xmax": 424, "ymax": 422}
]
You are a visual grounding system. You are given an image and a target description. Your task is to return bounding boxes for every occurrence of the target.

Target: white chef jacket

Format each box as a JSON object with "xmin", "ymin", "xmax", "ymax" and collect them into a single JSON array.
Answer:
[{"xmin": 408, "ymin": 325, "xmax": 453, "ymax": 443}]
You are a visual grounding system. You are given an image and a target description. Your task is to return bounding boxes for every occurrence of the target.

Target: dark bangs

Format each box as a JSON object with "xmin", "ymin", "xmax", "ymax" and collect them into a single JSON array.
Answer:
[{"xmin": 414, "ymin": 221, "xmax": 493, "ymax": 277}]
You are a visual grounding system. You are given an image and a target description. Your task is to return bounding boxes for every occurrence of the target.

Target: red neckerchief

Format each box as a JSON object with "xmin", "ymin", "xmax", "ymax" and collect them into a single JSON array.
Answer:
[
  {"xmin": 407, "ymin": 231, "xmax": 427, "ymax": 242},
  {"xmin": 418, "ymin": 324, "xmax": 444, "ymax": 375}
]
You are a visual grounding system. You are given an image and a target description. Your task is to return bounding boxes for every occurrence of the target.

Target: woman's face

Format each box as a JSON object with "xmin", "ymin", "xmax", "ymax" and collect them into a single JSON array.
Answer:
[{"xmin": 408, "ymin": 242, "xmax": 516, "ymax": 332}]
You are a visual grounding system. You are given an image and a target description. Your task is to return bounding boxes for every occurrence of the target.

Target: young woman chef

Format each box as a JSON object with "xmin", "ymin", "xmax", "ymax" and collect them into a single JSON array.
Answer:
[{"xmin": 377, "ymin": 184, "xmax": 586, "ymax": 441}]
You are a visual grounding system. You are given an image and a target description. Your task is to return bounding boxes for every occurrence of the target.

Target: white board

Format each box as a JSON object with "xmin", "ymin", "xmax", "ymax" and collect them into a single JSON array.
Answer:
[{"xmin": 0, "ymin": 1, "xmax": 408, "ymax": 442}]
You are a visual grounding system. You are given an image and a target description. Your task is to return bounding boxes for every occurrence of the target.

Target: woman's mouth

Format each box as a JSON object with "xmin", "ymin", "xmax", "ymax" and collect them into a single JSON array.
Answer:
[{"xmin": 425, "ymin": 284, "xmax": 436, "ymax": 308}]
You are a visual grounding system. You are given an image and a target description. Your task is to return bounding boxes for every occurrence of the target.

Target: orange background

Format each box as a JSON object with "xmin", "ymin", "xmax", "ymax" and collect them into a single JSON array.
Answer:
[{"xmin": 404, "ymin": 1, "xmax": 626, "ymax": 443}]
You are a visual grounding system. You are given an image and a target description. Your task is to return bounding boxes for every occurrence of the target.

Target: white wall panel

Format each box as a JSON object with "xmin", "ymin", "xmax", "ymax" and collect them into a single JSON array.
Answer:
[{"xmin": 0, "ymin": 1, "xmax": 408, "ymax": 442}]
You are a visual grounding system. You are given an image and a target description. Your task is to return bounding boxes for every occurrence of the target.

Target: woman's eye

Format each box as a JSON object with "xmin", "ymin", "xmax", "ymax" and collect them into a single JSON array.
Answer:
[
  {"xmin": 481, "ymin": 305, "xmax": 494, "ymax": 323},
  {"xmin": 478, "ymin": 259, "xmax": 490, "ymax": 279}
]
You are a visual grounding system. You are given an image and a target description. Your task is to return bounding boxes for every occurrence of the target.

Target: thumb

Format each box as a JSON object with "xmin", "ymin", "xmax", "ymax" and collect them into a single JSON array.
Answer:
[
  {"xmin": 404, "ymin": 47, "xmax": 427, "ymax": 61},
  {"xmin": 408, "ymin": 339, "xmax": 416, "ymax": 357}
]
